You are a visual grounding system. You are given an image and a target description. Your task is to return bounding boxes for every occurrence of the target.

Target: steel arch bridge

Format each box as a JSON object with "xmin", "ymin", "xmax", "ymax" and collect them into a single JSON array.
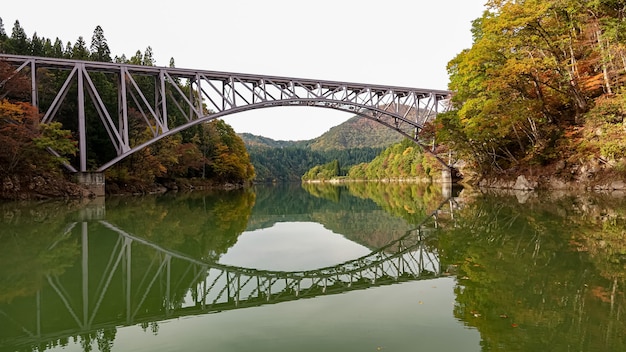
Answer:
[{"xmin": 0, "ymin": 54, "xmax": 451, "ymax": 172}]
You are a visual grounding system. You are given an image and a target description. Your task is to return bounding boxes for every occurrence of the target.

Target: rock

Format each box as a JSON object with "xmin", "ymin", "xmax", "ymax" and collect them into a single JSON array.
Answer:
[
  {"xmin": 513, "ymin": 175, "xmax": 535, "ymax": 190},
  {"xmin": 610, "ymin": 180, "xmax": 626, "ymax": 190},
  {"xmin": 514, "ymin": 190, "xmax": 533, "ymax": 204}
]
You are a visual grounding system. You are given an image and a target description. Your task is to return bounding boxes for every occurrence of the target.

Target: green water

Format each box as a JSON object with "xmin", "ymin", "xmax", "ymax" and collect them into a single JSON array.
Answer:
[{"xmin": 1, "ymin": 183, "xmax": 625, "ymax": 351}]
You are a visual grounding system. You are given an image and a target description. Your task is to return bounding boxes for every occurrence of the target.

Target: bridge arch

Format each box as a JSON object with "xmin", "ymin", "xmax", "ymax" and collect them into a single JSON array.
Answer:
[
  {"xmin": 0, "ymin": 54, "xmax": 451, "ymax": 172},
  {"xmin": 98, "ymin": 99, "xmax": 446, "ymax": 171}
]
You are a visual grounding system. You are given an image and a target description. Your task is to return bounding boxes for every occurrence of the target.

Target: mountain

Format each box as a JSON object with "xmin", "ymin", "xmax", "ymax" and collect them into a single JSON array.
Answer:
[
  {"xmin": 237, "ymin": 114, "xmax": 420, "ymax": 182},
  {"xmin": 239, "ymin": 115, "xmax": 404, "ymax": 150},
  {"xmin": 239, "ymin": 115, "xmax": 401, "ymax": 182},
  {"xmin": 238, "ymin": 133, "xmax": 306, "ymax": 149},
  {"xmin": 307, "ymin": 116, "xmax": 405, "ymax": 151}
]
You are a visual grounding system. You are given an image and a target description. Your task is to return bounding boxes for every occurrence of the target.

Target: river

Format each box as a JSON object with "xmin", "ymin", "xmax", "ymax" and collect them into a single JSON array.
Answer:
[{"xmin": 1, "ymin": 183, "xmax": 625, "ymax": 351}]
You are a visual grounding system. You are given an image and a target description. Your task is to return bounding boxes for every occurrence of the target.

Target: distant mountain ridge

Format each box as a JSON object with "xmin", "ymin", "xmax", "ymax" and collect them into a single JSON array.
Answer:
[
  {"xmin": 239, "ymin": 116, "xmax": 404, "ymax": 150},
  {"xmin": 238, "ymin": 115, "xmax": 405, "ymax": 182}
]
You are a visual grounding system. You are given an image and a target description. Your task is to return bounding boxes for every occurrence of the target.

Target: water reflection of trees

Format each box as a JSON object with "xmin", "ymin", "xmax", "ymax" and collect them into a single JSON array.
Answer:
[
  {"xmin": 0, "ymin": 201, "xmax": 82, "ymax": 304},
  {"xmin": 104, "ymin": 189, "xmax": 255, "ymax": 262},
  {"xmin": 255, "ymin": 183, "xmax": 449, "ymax": 250},
  {"xmin": 343, "ymin": 182, "xmax": 445, "ymax": 224},
  {"xmin": 0, "ymin": 190, "xmax": 255, "ymax": 352},
  {"xmin": 438, "ymin": 192, "xmax": 626, "ymax": 351}
]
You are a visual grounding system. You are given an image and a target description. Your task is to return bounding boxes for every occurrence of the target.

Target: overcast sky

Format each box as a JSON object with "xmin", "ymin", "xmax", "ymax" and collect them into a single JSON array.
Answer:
[{"xmin": 2, "ymin": 0, "xmax": 486, "ymax": 140}]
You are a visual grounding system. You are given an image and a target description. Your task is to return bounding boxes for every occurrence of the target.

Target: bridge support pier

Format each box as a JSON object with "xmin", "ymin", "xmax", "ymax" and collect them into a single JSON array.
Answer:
[
  {"xmin": 441, "ymin": 169, "xmax": 452, "ymax": 199},
  {"xmin": 75, "ymin": 172, "xmax": 105, "ymax": 197}
]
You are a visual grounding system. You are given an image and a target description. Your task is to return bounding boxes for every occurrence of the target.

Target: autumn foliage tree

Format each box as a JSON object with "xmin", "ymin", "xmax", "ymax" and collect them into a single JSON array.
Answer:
[
  {"xmin": 440, "ymin": 0, "xmax": 626, "ymax": 174},
  {"xmin": 0, "ymin": 61, "xmax": 76, "ymax": 180}
]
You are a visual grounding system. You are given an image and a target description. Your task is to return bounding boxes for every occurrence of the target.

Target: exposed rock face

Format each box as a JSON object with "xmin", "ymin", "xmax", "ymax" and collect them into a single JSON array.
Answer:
[
  {"xmin": 472, "ymin": 158, "xmax": 626, "ymax": 192},
  {"xmin": 1, "ymin": 174, "xmax": 94, "ymax": 200},
  {"xmin": 513, "ymin": 175, "xmax": 536, "ymax": 190},
  {"xmin": 478, "ymin": 174, "xmax": 626, "ymax": 192}
]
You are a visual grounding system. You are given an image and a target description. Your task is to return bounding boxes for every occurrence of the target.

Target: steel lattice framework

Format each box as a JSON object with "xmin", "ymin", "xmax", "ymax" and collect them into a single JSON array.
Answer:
[{"xmin": 0, "ymin": 54, "xmax": 451, "ymax": 172}]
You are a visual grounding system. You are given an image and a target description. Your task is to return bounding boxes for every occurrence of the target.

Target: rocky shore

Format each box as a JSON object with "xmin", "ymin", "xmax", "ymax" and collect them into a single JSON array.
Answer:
[
  {"xmin": 472, "ymin": 158, "xmax": 626, "ymax": 193},
  {"xmin": 1, "ymin": 174, "xmax": 249, "ymax": 201}
]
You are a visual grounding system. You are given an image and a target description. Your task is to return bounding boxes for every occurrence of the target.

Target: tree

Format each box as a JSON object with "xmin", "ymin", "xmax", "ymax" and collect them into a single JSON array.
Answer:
[
  {"xmin": 90, "ymin": 25, "xmax": 111, "ymax": 62},
  {"xmin": 302, "ymin": 159, "xmax": 341, "ymax": 181},
  {"xmin": 0, "ymin": 99, "xmax": 76, "ymax": 177},
  {"xmin": 142, "ymin": 46, "xmax": 155, "ymax": 66},
  {"xmin": 30, "ymin": 32, "xmax": 44, "ymax": 56},
  {"xmin": 441, "ymin": 0, "xmax": 624, "ymax": 173},
  {"xmin": 203, "ymin": 120, "xmax": 255, "ymax": 183},
  {"xmin": 6, "ymin": 20, "xmax": 30, "ymax": 54},
  {"xmin": 0, "ymin": 17, "xmax": 6, "ymax": 39},
  {"xmin": 50, "ymin": 38, "xmax": 64, "ymax": 58},
  {"xmin": 0, "ymin": 17, "xmax": 7, "ymax": 52},
  {"xmin": 0, "ymin": 59, "xmax": 30, "ymax": 101},
  {"xmin": 71, "ymin": 36, "xmax": 89, "ymax": 60}
]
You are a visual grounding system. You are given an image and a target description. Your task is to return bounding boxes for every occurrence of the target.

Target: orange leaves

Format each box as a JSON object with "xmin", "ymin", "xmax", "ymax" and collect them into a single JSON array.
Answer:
[
  {"xmin": 0, "ymin": 98, "xmax": 74, "ymax": 177},
  {"xmin": 0, "ymin": 60, "xmax": 31, "ymax": 100}
]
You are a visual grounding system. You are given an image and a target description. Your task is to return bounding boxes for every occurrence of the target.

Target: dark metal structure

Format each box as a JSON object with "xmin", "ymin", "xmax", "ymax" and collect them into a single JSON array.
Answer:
[{"xmin": 0, "ymin": 54, "xmax": 451, "ymax": 172}]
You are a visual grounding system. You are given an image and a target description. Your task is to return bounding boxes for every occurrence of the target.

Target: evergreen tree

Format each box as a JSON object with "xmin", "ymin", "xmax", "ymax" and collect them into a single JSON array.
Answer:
[
  {"xmin": 6, "ymin": 20, "xmax": 30, "ymax": 54},
  {"xmin": 0, "ymin": 17, "xmax": 6, "ymax": 39},
  {"xmin": 64, "ymin": 41, "xmax": 73, "ymax": 58},
  {"xmin": 0, "ymin": 17, "xmax": 7, "ymax": 52},
  {"xmin": 90, "ymin": 25, "xmax": 111, "ymax": 62},
  {"xmin": 128, "ymin": 50, "xmax": 143, "ymax": 65},
  {"xmin": 30, "ymin": 32, "xmax": 44, "ymax": 56},
  {"xmin": 71, "ymin": 36, "xmax": 89, "ymax": 60},
  {"xmin": 42, "ymin": 38, "xmax": 53, "ymax": 57},
  {"xmin": 142, "ymin": 46, "xmax": 155, "ymax": 66},
  {"xmin": 50, "ymin": 38, "xmax": 64, "ymax": 58}
]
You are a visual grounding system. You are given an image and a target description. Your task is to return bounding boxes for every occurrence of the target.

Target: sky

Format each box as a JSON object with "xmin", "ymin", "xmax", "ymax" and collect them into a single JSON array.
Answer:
[{"xmin": 2, "ymin": 0, "xmax": 486, "ymax": 140}]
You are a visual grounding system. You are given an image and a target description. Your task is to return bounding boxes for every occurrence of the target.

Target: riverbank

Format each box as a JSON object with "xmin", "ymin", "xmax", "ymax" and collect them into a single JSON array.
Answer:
[
  {"xmin": 301, "ymin": 160, "xmax": 626, "ymax": 196},
  {"xmin": 1, "ymin": 174, "xmax": 94, "ymax": 200},
  {"xmin": 0, "ymin": 173, "xmax": 250, "ymax": 201},
  {"xmin": 467, "ymin": 159, "xmax": 626, "ymax": 193}
]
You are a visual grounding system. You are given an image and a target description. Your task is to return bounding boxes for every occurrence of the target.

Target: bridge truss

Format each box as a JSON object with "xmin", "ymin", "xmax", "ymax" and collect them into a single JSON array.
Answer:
[{"xmin": 0, "ymin": 54, "xmax": 451, "ymax": 172}]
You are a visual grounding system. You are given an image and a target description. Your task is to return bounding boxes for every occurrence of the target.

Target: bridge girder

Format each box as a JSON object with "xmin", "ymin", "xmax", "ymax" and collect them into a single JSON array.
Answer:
[{"xmin": 0, "ymin": 54, "xmax": 452, "ymax": 172}]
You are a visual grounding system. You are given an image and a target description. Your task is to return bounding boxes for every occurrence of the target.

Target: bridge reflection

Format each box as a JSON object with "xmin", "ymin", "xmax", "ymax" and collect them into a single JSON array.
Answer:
[{"xmin": 0, "ymin": 199, "xmax": 457, "ymax": 351}]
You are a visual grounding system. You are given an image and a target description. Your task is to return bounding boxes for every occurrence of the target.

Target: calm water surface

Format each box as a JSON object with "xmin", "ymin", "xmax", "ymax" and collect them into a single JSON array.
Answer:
[{"xmin": 1, "ymin": 183, "xmax": 625, "ymax": 351}]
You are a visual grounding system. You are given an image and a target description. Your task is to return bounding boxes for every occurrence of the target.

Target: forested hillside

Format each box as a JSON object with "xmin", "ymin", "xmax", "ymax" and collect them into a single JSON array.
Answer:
[
  {"xmin": 347, "ymin": 139, "xmax": 441, "ymax": 181},
  {"xmin": 439, "ymin": 0, "xmax": 626, "ymax": 186},
  {"xmin": 240, "ymin": 116, "xmax": 399, "ymax": 182},
  {"xmin": 307, "ymin": 116, "xmax": 404, "ymax": 151},
  {"xmin": 247, "ymin": 144, "xmax": 383, "ymax": 182},
  {"xmin": 0, "ymin": 19, "xmax": 255, "ymax": 198}
]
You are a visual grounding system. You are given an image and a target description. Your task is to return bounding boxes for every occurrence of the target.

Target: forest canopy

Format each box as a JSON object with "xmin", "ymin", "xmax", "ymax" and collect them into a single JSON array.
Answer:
[{"xmin": 438, "ymin": 0, "xmax": 626, "ymax": 178}]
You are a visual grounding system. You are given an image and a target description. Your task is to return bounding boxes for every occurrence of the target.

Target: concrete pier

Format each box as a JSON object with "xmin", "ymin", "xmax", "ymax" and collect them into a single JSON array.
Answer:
[
  {"xmin": 442, "ymin": 169, "xmax": 452, "ymax": 199},
  {"xmin": 76, "ymin": 172, "xmax": 105, "ymax": 197},
  {"xmin": 76, "ymin": 197, "xmax": 106, "ymax": 221}
]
